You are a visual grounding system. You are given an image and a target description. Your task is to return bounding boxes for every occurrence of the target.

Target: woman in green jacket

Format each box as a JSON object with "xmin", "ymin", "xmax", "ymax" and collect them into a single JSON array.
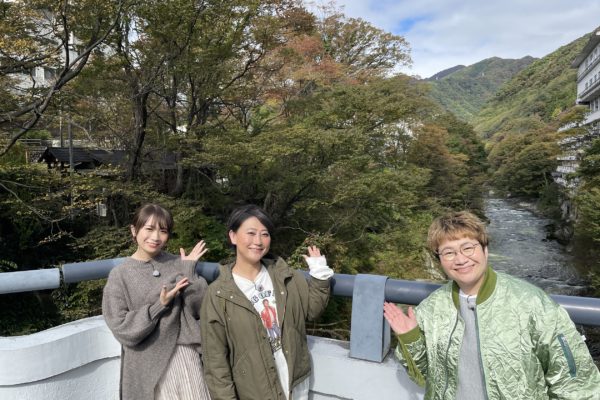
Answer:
[
  {"xmin": 200, "ymin": 204, "xmax": 333, "ymax": 400},
  {"xmin": 384, "ymin": 211, "xmax": 600, "ymax": 400}
]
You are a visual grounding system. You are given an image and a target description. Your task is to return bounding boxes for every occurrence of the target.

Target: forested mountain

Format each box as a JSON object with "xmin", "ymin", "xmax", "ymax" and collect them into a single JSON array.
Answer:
[
  {"xmin": 426, "ymin": 56, "xmax": 536, "ymax": 122},
  {"xmin": 426, "ymin": 65, "xmax": 465, "ymax": 80},
  {"xmin": 473, "ymin": 37, "xmax": 588, "ymax": 139},
  {"xmin": 472, "ymin": 35, "xmax": 589, "ymax": 200}
]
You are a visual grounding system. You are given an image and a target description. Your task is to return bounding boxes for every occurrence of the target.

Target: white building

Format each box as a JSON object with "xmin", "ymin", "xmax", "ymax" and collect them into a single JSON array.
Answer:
[
  {"xmin": 554, "ymin": 27, "xmax": 600, "ymax": 189},
  {"xmin": 573, "ymin": 27, "xmax": 600, "ymax": 126}
]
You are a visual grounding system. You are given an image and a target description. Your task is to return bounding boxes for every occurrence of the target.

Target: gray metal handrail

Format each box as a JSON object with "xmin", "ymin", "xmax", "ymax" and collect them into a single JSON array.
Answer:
[{"xmin": 1, "ymin": 258, "xmax": 600, "ymax": 326}]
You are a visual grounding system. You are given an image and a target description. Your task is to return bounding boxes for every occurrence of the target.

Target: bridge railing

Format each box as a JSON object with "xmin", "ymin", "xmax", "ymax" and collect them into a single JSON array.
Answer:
[{"xmin": 2, "ymin": 258, "xmax": 600, "ymax": 361}]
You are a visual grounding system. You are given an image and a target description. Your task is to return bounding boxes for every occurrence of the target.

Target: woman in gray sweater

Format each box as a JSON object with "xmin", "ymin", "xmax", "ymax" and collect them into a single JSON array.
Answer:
[{"xmin": 103, "ymin": 204, "xmax": 211, "ymax": 400}]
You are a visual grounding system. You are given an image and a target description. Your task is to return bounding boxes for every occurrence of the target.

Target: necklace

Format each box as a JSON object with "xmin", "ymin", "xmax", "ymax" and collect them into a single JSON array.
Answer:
[
  {"xmin": 254, "ymin": 267, "xmax": 267, "ymax": 291},
  {"xmin": 151, "ymin": 261, "xmax": 160, "ymax": 277},
  {"xmin": 233, "ymin": 264, "xmax": 266, "ymax": 291}
]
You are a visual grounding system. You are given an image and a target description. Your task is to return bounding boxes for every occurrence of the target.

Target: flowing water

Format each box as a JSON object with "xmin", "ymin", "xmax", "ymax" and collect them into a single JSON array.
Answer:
[{"xmin": 484, "ymin": 197, "xmax": 588, "ymax": 295}]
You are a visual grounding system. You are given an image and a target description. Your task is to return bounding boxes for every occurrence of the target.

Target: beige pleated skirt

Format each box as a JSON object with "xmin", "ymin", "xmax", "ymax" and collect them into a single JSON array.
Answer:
[{"xmin": 155, "ymin": 345, "xmax": 211, "ymax": 400}]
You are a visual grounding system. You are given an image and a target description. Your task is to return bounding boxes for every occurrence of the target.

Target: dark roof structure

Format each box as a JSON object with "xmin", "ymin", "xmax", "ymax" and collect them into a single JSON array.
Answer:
[
  {"xmin": 38, "ymin": 147, "xmax": 127, "ymax": 170},
  {"xmin": 88, "ymin": 149, "xmax": 128, "ymax": 165}
]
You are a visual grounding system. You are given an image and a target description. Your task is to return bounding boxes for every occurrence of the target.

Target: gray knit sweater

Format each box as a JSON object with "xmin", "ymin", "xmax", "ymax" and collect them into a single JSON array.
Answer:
[{"xmin": 102, "ymin": 252, "xmax": 208, "ymax": 400}]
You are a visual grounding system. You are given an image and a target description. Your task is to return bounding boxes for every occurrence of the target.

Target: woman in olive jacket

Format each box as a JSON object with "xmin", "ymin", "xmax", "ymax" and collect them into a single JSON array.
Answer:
[{"xmin": 200, "ymin": 205, "xmax": 332, "ymax": 400}]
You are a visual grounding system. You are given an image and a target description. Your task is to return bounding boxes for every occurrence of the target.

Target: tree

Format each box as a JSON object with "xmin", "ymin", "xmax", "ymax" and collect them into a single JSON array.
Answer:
[
  {"xmin": 490, "ymin": 132, "xmax": 559, "ymax": 197},
  {"xmin": 316, "ymin": 6, "xmax": 411, "ymax": 79},
  {"xmin": 0, "ymin": 0, "xmax": 125, "ymax": 156}
]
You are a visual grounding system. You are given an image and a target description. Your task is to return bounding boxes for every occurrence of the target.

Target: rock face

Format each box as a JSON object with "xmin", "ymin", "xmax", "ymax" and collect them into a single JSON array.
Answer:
[{"xmin": 552, "ymin": 195, "xmax": 576, "ymax": 244}]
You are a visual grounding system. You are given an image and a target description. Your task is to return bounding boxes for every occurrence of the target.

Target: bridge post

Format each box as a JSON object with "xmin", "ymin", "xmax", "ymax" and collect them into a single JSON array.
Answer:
[{"xmin": 349, "ymin": 274, "xmax": 390, "ymax": 362}]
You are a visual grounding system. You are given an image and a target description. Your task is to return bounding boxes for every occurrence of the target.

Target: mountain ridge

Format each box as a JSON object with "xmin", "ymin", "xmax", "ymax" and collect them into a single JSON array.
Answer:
[
  {"xmin": 425, "ymin": 56, "xmax": 537, "ymax": 123},
  {"xmin": 472, "ymin": 35, "xmax": 589, "ymax": 139}
]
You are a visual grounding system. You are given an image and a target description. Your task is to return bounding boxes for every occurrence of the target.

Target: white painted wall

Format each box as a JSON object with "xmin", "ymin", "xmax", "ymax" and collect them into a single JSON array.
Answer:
[
  {"xmin": 0, "ymin": 317, "xmax": 121, "ymax": 400},
  {"xmin": 308, "ymin": 337, "xmax": 424, "ymax": 400},
  {"xmin": 0, "ymin": 316, "xmax": 424, "ymax": 400}
]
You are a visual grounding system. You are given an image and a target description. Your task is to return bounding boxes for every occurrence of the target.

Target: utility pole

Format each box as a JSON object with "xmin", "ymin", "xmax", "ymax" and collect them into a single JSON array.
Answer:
[
  {"xmin": 68, "ymin": 116, "xmax": 74, "ymax": 218},
  {"xmin": 68, "ymin": 117, "xmax": 74, "ymax": 178}
]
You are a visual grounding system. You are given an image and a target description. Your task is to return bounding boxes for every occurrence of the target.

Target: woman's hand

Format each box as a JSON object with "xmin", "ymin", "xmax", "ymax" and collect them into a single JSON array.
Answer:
[
  {"xmin": 180, "ymin": 240, "xmax": 208, "ymax": 262},
  {"xmin": 160, "ymin": 277, "xmax": 190, "ymax": 306},
  {"xmin": 302, "ymin": 245, "xmax": 334, "ymax": 280},
  {"xmin": 303, "ymin": 245, "xmax": 322, "ymax": 260},
  {"xmin": 383, "ymin": 301, "xmax": 418, "ymax": 335}
]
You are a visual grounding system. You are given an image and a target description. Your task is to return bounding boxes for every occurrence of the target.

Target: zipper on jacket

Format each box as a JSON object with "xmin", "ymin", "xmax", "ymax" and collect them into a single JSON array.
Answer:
[
  {"xmin": 473, "ymin": 308, "xmax": 490, "ymax": 400},
  {"xmin": 557, "ymin": 334, "xmax": 577, "ymax": 377},
  {"xmin": 442, "ymin": 310, "xmax": 460, "ymax": 399}
]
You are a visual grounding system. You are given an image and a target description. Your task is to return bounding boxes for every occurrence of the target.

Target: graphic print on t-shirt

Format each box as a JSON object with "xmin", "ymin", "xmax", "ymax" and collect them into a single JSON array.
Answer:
[
  {"xmin": 233, "ymin": 267, "xmax": 283, "ymax": 354},
  {"xmin": 259, "ymin": 297, "xmax": 282, "ymax": 352}
]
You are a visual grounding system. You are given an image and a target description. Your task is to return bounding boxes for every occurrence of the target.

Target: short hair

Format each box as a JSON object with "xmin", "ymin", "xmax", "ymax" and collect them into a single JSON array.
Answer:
[
  {"xmin": 131, "ymin": 204, "xmax": 174, "ymax": 235},
  {"xmin": 427, "ymin": 211, "xmax": 488, "ymax": 254},
  {"xmin": 226, "ymin": 204, "xmax": 275, "ymax": 247}
]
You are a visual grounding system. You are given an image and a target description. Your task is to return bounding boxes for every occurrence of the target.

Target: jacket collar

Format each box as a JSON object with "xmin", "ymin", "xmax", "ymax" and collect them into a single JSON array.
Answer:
[
  {"xmin": 217, "ymin": 257, "xmax": 293, "ymax": 282},
  {"xmin": 262, "ymin": 257, "xmax": 294, "ymax": 283},
  {"xmin": 451, "ymin": 266, "xmax": 497, "ymax": 308},
  {"xmin": 215, "ymin": 257, "xmax": 293, "ymax": 320}
]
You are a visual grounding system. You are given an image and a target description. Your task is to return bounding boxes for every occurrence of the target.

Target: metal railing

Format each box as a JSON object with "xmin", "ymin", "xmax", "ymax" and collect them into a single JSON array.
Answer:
[{"xmin": 2, "ymin": 258, "xmax": 600, "ymax": 327}]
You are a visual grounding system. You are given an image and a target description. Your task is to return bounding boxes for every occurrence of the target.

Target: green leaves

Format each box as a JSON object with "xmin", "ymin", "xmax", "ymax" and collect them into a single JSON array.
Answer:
[{"xmin": 0, "ymin": 1, "xmax": 491, "ymax": 337}]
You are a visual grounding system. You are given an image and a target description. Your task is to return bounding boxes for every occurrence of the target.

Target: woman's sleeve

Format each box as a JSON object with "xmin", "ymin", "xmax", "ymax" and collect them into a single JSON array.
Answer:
[
  {"xmin": 537, "ymin": 303, "xmax": 600, "ymax": 399},
  {"xmin": 102, "ymin": 270, "xmax": 169, "ymax": 347},
  {"xmin": 180, "ymin": 257, "xmax": 207, "ymax": 312},
  {"xmin": 303, "ymin": 271, "xmax": 331, "ymax": 321},
  {"xmin": 395, "ymin": 327, "xmax": 428, "ymax": 387},
  {"xmin": 200, "ymin": 291, "xmax": 237, "ymax": 400},
  {"xmin": 182, "ymin": 259, "xmax": 198, "ymax": 278}
]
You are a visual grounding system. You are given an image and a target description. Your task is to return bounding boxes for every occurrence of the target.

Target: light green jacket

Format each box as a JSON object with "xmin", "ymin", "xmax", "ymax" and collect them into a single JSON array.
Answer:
[
  {"xmin": 200, "ymin": 257, "xmax": 331, "ymax": 400},
  {"xmin": 396, "ymin": 267, "xmax": 600, "ymax": 400}
]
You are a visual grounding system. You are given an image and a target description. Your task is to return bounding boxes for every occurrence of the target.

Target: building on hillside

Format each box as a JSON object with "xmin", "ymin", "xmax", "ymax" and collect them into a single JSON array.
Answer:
[
  {"xmin": 37, "ymin": 146, "xmax": 178, "ymax": 174},
  {"xmin": 553, "ymin": 27, "xmax": 600, "ymax": 189},
  {"xmin": 18, "ymin": 138, "xmax": 98, "ymax": 163},
  {"xmin": 38, "ymin": 147, "xmax": 126, "ymax": 172},
  {"xmin": 573, "ymin": 28, "xmax": 600, "ymax": 125},
  {"xmin": 6, "ymin": 6, "xmax": 80, "ymax": 92}
]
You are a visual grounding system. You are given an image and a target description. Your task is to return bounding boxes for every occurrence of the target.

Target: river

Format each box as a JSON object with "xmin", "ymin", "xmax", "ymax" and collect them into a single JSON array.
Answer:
[{"xmin": 484, "ymin": 197, "xmax": 588, "ymax": 296}]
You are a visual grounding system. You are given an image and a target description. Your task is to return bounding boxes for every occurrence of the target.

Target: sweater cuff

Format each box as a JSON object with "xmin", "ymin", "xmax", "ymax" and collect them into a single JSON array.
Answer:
[
  {"xmin": 397, "ymin": 326, "xmax": 421, "ymax": 345},
  {"xmin": 182, "ymin": 259, "xmax": 198, "ymax": 276},
  {"xmin": 149, "ymin": 299, "xmax": 169, "ymax": 320}
]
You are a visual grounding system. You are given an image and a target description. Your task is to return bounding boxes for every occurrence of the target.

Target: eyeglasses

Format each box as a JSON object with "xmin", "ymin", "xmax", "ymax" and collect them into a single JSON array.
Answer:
[{"xmin": 437, "ymin": 242, "xmax": 480, "ymax": 262}]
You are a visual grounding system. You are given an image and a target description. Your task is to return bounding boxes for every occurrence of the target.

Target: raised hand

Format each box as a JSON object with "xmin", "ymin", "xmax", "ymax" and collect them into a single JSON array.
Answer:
[
  {"xmin": 303, "ymin": 245, "xmax": 322, "ymax": 261},
  {"xmin": 302, "ymin": 245, "xmax": 333, "ymax": 280},
  {"xmin": 383, "ymin": 301, "xmax": 418, "ymax": 335},
  {"xmin": 160, "ymin": 277, "xmax": 190, "ymax": 306},
  {"xmin": 180, "ymin": 240, "xmax": 208, "ymax": 262}
]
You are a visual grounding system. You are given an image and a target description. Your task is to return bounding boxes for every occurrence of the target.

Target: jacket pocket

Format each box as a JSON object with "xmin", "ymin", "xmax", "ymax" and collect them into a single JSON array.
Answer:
[
  {"xmin": 557, "ymin": 333, "xmax": 576, "ymax": 378},
  {"xmin": 287, "ymin": 325, "xmax": 310, "ymax": 383},
  {"xmin": 232, "ymin": 346, "xmax": 272, "ymax": 399}
]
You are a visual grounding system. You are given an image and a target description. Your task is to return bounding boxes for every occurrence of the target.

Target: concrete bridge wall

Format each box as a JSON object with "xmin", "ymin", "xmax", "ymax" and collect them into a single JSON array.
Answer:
[{"xmin": 0, "ymin": 316, "xmax": 424, "ymax": 400}]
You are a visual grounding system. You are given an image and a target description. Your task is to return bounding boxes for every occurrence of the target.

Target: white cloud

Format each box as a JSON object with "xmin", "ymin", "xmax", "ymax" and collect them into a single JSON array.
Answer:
[{"xmin": 307, "ymin": 0, "xmax": 600, "ymax": 78}]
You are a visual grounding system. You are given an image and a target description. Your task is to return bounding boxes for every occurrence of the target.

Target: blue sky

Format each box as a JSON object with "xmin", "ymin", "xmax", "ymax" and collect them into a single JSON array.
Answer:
[{"xmin": 308, "ymin": 0, "xmax": 600, "ymax": 78}]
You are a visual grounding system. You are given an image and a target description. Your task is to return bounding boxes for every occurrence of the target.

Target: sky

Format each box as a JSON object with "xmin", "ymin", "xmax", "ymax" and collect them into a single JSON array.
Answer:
[{"xmin": 308, "ymin": 0, "xmax": 600, "ymax": 78}]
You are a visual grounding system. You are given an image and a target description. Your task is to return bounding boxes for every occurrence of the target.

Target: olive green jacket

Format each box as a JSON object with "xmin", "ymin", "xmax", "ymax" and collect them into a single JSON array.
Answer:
[
  {"xmin": 200, "ymin": 257, "xmax": 331, "ymax": 400},
  {"xmin": 395, "ymin": 267, "xmax": 600, "ymax": 400}
]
